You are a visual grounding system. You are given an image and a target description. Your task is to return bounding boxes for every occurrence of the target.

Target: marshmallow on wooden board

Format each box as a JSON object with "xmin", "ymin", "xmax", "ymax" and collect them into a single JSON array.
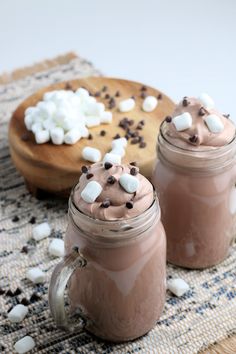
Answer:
[
  {"xmin": 100, "ymin": 111, "xmax": 113, "ymax": 124},
  {"xmin": 118, "ymin": 98, "xmax": 135, "ymax": 112},
  {"xmin": 103, "ymin": 153, "xmax": 121, "ymax": 165},
  {"xmin": 81, "ymin": 181, "xmax": 103, "ymax": 203},
  {"xmin": 85, "ymin": 102, "xmax": 105, "ymax": 116},
  {"xmin": 85, "ymin": 116, "xmax": 101, "ymax": 127},
  {"xmin": 75, "ymin": 87, "xmax": 90, "ymax": 99},
  {"xmin": 167, "ymin": 278, "xmax": 190, "ymax": 297},
  {"xmin": 110, "ymin": 146, "xmax": 126, "ymax": 157},
  {"xmin": 31, "ymin": 122, "xmax": 43, "ymax": 134},
  {"xmin": 82, "ymin": 146, "xmax": 102, "ymax": 163},
  {"xmin": 48, "ymin": 238, "xmax": 64, "ymax": 257},
  {"xmin": 35, "ymin": 130, "xmax": 50, "ymax": 144},
  {"xmin": 8, "ymin": 304, "xmax": 28, "ymax": 323},
  {"xmin": 204, "ymin": 114, "xmax": 224, "ymax": 133},
  {"xmin": 50, "ymin": 127, "xmax": 64, "ymax": 145},
  {"xmin": 42, "ymin": 119, "xmax": 56, "ymax": 131},
  {"xmin": 64, "ymin": 129, "xmax": 82, "ymax": 144},
  {"xmin": 24, "ymin": 115, "xmax": 33, "ymax": 130},
  {"xmin": 198, "ymin": 93, "xmax": 215, "ymax": 109},
  {"xmin": 119, "ymin": 173, "xmax": 139, "ymax": 193},
  {"xmin": 172, "ymin": 112, "xmax": 192, "ymax": 132},
  {"xmin": 111, "ymin": 137, "xmax": 127, "ymax": 149},
  {"xmin": 80, "ymin": 125, "xmax": 89, "ymax": 138},
  {"xmin": 26, "ymin": 267, "xmax": 45, "ymax": 284},
  {"xmin": 14, "ymin": 336, "xmax": 35, "ymax": 354},
  {"xmin": 142, "ymin": 96, "xmax": 158, "ymax": 112},
  {"xmin": 32, "ymin": 222, "xmax": 51, "ymax": 241}
]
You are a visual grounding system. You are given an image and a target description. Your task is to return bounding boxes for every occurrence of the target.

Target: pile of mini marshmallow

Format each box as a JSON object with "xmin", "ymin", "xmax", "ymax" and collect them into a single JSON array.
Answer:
[
  {"xmin": 171, "ymin": 93, "xmax": 224, "ymax": 133},
  {"xmin": 24, "ymin": 88, "xmax": 113, "ymax": 145}
]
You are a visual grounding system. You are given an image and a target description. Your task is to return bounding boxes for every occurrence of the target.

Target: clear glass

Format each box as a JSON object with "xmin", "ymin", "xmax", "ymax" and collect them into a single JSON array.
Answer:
[
  {"xmin": 152, "ymin": 123, "xmax": 236, "ymax": 269},
  {"xmin": 49, "ymin": 189, "xmax": 166, "ymax": 342}
]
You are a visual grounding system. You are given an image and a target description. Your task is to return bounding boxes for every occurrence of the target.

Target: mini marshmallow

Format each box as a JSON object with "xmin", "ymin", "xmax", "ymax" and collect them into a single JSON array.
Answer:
[
  {"xmin": 42, "ymin": 119, "xmax": 56, "ymax": 131},
  {"xmin": 31, "ymin": 122, "xmax": 43, "ymax": 134},
  {"xmin": 82, "ymin": 146, "xmax": 102, "ymax": 162},
  {"xmin": 81, "ymin": 181, "xmax": 103, "ymax": 203},
  {"xmin": 85, "ymin": 102, "xmax": 105, "ymax": 116},
  {"xmin": 35, "ymin": 130, "xmax": 50, "ymax": 144},
  {"xmin": 118, "ymin": 98, "xmax": 135, "ymax": 112},
  {"xmin": 48, "ymin": 238, "xmax": 64, "ymax": 257},
  {"xmin": 103, "ymin": 153, "xmax": 121, "ymax": 165},
  {"xmin": 172, "ymin": 112, "xmax": 192, "ymax": 132},
  {"xmin": 110, "ymin": 146, "xmax": 126, "ymax": 157},
  {"xmin": 25, "ymin": 106, "xmax": 36, "ymax": 116},
  {"xmin": 75, "ymin": 87, "xmax": 90, "ymax": 99},
  {"xmin": 100, "ymin": 111, "xmax": 113, "ymax": 124},
  {"xmin": 26, "ymin": 267, "xmax": 45, "ymax": 284},
  {"xmin": 14, "ymin": 336, "xmax": 35, "ymax": 354},
  {"xmin": 167, "ymin": 278, "xmax": 190, "ymax": 297},
  {"xmin": 85, "ymin": 116, "xmax": 101, "ymax": 127},
  {"xmin": 32, "ymin": 222, "xmax": 51, "ymax": 241},
  {"xmin": 119, "ymin": 173, "xmax": 139, "ymax": 193},
  {"xmin": 24, "ymin": 114, "xmax": 33, "ymax": 130},
  {"xmin": 142, "ymin": 96, "xmax": 158, "ymax": 112},
  {"xmin": 111, "ymin": 137, "xmax": 128, "ymax": 149},
  {"xmin": 64, "ymin": 129, "xmax": 82, "ymax": 144},
  {"xmin": 204, "ymin": 114, "xmax": 224, "ymax": 133},
  {"xmin": 50, "ymin": 127, "xmax": 64, "ymax": 145},
  {"xmin": 8, "ymin": 304, "xmax": 28, "ymax": 323},
  {"xmin": 80, "ymin": 125, "xmax": 89, "ymax": 138},
  {"xmin": 198, "ymin": 93, "xmax": 215, "ymax": 109}
]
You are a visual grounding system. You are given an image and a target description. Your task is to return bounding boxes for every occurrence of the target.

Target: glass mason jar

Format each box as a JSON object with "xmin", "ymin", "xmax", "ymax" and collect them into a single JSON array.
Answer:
[
  {"xmin": 152, "ymin": 123, "xmax": 236, "ymax": 269},
  {"xmin": 49, "ymin": 187, "xmax": 166, "ymax": 342}
]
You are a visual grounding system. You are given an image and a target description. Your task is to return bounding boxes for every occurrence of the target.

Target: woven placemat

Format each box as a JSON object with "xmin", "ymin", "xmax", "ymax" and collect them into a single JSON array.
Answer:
[{"xmin": 0, "ymin": 53, "xmax": 236, "ymax": 354}]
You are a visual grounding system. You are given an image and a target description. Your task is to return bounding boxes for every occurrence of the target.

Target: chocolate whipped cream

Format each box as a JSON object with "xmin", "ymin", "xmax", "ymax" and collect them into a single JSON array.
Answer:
[
  {"xmin": 74, "ymin": 162, "xmax": 154, "ymax": 220},
  {"xmin": 162, "ymin": 97, "xmax": 235, "ymax": 150}
]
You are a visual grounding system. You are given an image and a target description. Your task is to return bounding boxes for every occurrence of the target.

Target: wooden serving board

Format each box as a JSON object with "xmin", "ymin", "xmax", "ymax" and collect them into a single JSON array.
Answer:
[{"xmin": 8, "ymin": 77, "xmax": 175, "ymax": 197}]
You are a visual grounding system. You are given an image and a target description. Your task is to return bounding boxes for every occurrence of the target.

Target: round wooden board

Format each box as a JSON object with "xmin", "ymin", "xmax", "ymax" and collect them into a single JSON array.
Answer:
[{"xmin": 9, "ymin": 77, "xmax": 175, "ymax": 197}]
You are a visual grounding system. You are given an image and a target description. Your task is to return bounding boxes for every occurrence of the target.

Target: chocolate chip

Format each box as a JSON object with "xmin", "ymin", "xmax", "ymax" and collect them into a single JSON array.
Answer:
[
  {"xmin": 131, "ymin": 138, "xmax": 139, "ymax": 144},
  {"xmin": 109, "ymin": 97, "xmax": 116, "ymax": 109},
  {"xmin": 198, "ymin": 107, "xmax": 205, "ymax": 116},
  {"xmin": 141, "ymin": 85, "xmax": 147, "ymax": 91},
  {"xmin": 165, "ymin": 116, "xmax": 172, "ymax": 123},
  {"xmin": 113, "ymin": 134, "xmax": 121, "ymax": 139},
  {"xmin": 139, "ymin": 120, "xmax": 145, "ymax": 125},
  {"xmin": 115, "ymin": 91, "xmax": 120, "ymax": 97},
  {"xmin": 130, "ymin": 167, "xmax": 138, "ymax": 176},
  {"xmin": 65, "ymin": 82, "xmax": 72, "ymax": 90},
  {"xmin": 102, "ymin": 86, "xmax": 108, "ymax": 92},
  {"xmin": 139, "ymin": 142, "xmax": 147, "ymax": 148},
  {"xmin": 94, "ymin": 91, "xmax": 101, "ymax": 97},
  {"xmin": 30, "ymin": 292, "xmax": 41, "ymax": 303},
  {"xmin": 223, "ymin": 114, "xmax": 230, "ymax": 118},
  {"xmin": 129, "ymin": 119, "xmax": 134, "ymax": 126},
  {"xmin": 107, "ymin": 176, "xmax": 116, "ymax": 184},
  {"xmin": 157, "ymin": 93, "xmax": 162, "ymax": 100},
  {"xmin": 100, "ymin": 200, "xmax": 110, "ymax": 208},
  {"xmin": 131, "ymin": 96, "xmax": 135, "ymax": 100},
  {"xmin": 125, "ymin": 134, "xmax": 130, "ymax": 140},
  {"xmin": 88, "ymin": 133, "xmax": 93, "ymax": 140},
  {"xmin": 105, "ymin": 93, "xmax": 110, "ymax": 99},
  {"xmin": 126, "ymin": 201, "xmax": 134, "ymax": 209},
  {"xmin": 182, "ymin": 97, "xmax": 189, "ymax": 106},
  {"xmin": 81, "ymin": 166, "xmax": 88, "ymax": 174},
  {"xmin": 0, "ymin": 287, "xmax": 5, "ymax": 295},
  {"xmin": 21, "ymin": 245, "xmax": 28, "ymax": 254},
  {"xmin": 189, "ymin": 135, "xmax": 198, "ymax": 144},
  {"xmin": 6, "ymin": 289, "xmax": 14, "ymax": 297},
  {"xmin": 136, "ymin": 124, "xmax": 143, "ymax": 130},
  {"xmin": 130, "ymin": 161, "xmax": 137, "ymax": 166},
  {"xmin": 131, "ymin": 131, "xmax": 139, "ymax": 138},
  {"xmin": 29, "ymin": 216, "xmax": 36, "ymax": 224},
  {"xmin": 12, "ymin": 215, "xmax": 19, "ymax": 222},
  {"xmin": 100, "ymin": 130, "xmax": 106, "ymax": 136},
  {"xmin": 14, "ymin": 288, "xmax": 22, "ymax": 296},
  {"xmin": 86, "ymin": 173, "xmax": 94, "ymax": 180},
  {"xmin": 104, "ymin": 162, "xmax": 113, "ymax": 170},
  {"xmin": 140, "ymin": 92, "xmax": 147, "ymax": 99},
  {"xmin": 21, "ymin": 298, "xmax": 30, "ymax": 306}
]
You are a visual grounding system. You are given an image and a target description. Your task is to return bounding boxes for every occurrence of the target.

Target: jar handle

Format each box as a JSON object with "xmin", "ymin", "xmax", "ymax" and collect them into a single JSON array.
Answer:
[{"xmin": 48, "ymin": 247, "xmax": 87, "ymax": 331}]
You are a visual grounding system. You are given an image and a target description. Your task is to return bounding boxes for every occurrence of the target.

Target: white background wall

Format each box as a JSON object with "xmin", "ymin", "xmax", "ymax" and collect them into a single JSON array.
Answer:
[{"xmin": 0, "ymin": 0, "xmax": 236, "ymax": 118}]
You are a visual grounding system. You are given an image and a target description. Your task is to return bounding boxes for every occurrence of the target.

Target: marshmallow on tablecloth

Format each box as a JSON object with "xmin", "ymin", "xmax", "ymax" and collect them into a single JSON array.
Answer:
[
  {"xmin": 204, "ymin": 114, "xmax": 224, "ymax": 133},
  {"xmin": 167, "ymin": 278, "xmax": 190, "ymax": 297},
  {"xmin": 142, "ymin": 96, "xmax": 158, "ymax": 112},
  {"xmin": 119, "ymin": 173, "xmax": 139, "ymax": 193},
  {"xmin": 103, "ymin": 153, "xmax": 121, "ymax": 165},
  {"xmin": 118, "ymin": 98, "xmax": 135, "ymax": 112},
  {"xmin": 111, "ymin": 137, "xmax": 127, "ymax": 149},
  {"xmin": 82, "ymin": 147, "xmax": 102, "ymax": 162},
  {"xmin": 198, "ymin": 93, "xmax": 215, "ymax": 109},
  {"xmin": 14, "ymin": 336, "xmax": 35, "ymax": 354},
  {"xmin": 48, "ymin": 238, "xmax": 64, "ymax": 257},
  {"xmin": 32, "ymin": 222, "xmax": 51, "ymax": 241},
  {"xmin": 8, "ymin": 304, "xmax": 28, "ymax": 323},
  {"xmin": 172, "ymin": 112, "xmax": 192, "ymax": 131},
  {"xmin": 81, "ymin": 181, "xmax": 103, "ymax": 203},
  {"xmin": 26, "ymin": 267, "xmax": 46, "ymax": 284}
]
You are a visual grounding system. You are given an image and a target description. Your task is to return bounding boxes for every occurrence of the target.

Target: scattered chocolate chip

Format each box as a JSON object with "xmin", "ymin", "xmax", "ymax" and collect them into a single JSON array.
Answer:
[
  {"xmin": 140, "ymin": 92, "xmax": 147, "ymax": 99},
  {"xmin": 12, "ymin": 215, "xmax": 19, "ymax": 222},
  {"xmin": 126, "ymin": 201, "xmax": 134, "ymax": 209},
  {"xmin": 136, "ymin": 124, "xmax": 143, "ymax": 130},
  {"xmin": 88, "ymin": 133, "xmax": 93, "ymax": 140},
  {"xmin": 14, "ymin": 288, "xmax": 22, "ymax": 296},
  {"xmin": 131, "ymin": 131, "xmax": 139, "ymax": 138},
  {"xmin": 113, "ymin": 134, "xmax": 121, "ymax": 139},
  {"xmin": 130, "ymin": 161, "xmax": 137, "ymax": 166},
  {"xmin": 105, "ymin": 93, "xmax": 110, "ymax": 99},
  {"xmin": 129, "ymin": 119, "xmax": 134, "ymax": 126},
  {"xmin": 21, "ymin": 133, "xmax": 30, "ymax": 141},
  {"xmin": 139, "ymin": 120, "xmax": 145, "ymax": 125},
  {"xmin": 0, "ymin": 287, "xmax": 5, "ymax": 295},
  {"xmin": 21, "ymin": 298, "xmax": 30, "ymax": 306},
  {"xmin": 165, "ymin": 116, "xmax": 172, "ymax": 123},
  {"xmin": 30, "ymin": 292, "xmax": 41, "ymax": 303},
  {"xmin": 6, "ymin": 289, "xmax": 14, "ymax": 297},
  {"xmin": 107, "ymin": 176, "xmax": 116, "ymax": 184},
  {"xmin": 102, "ymin": 85, "xmax": 108, "ymax": 92},
  {"xmin": 115, "ymin": 91, "xmax": 120, "ymax": 97},
  {"xmin": 81, "ymin": 166, "xmax": 88, "ymax": 174},
  {"xmin": 104, "ymin": 162, "xmax": 113, "ymax": 170},
  {"xmin": 65, "ymin": 82, "xmax": 72, "ymax": 90},
  {"xmin": 223, "ymin": 114, "xmax": 230, "ymax": 118},
  {"xmin": 94, "ymin": 91, "xmax": 101, "ymax": 97},
  {"xmin": 86, "ymin": 173, "xmax": 94, "ymax": 180},
  {"xmin": 108, "ymin": 97, "xmax": 116, "ymax": 109},
  {"xmin": 100, "ymin": 130, "xmax": 106, "ymax": 136},
  {"xmin": 21, "ymin": 245, "xmax": 28, "ymax": 254},
  {"xmin": 182, "ymin": 97, "xmax": 189, "ymax": 107},
  {"xmin": 138, "ymin": 136, "xmax": 144, "ymax": 143},
  {"xmin": 130, "ymin": 167, "xmax": 138, "ymax": 176},
  {"xmin": 100, "ymin": 200, "xmax": 111, "ymax": 208},
  {"xmin": 198, "ymin": 107, "xmax": 205, "ymax": 116},
  {"xmin": 131, "ymin": 138, "xmax": 139, "ymax": 144},
  {"xmin": 125, "ymin": 134, "xmax": 130, "ymax": 140},
  {"xmin": 29, "ymin": 216, "xmax": 36, "ymax": 224},
  {"xmin": 157, "ymin": 93, "xmax": 162, "ymax": 100},
  {"xmin": 131, "ymin": 96, "xmax": 135, "ymax": 100},
  {"xmin": 189, "ymin": 135, "xmax": 198, "ymax": 144},
  {"xmin": 141, "ymin": 85, "xmax": 147, "ymax": 91},
  {"xmin": 139, "ymin": 142, "xmax": 147, "ymax": 148}
]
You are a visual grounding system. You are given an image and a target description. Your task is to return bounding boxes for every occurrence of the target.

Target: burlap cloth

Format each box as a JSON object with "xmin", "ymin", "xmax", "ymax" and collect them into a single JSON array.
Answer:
[{"xmin": 0, "ymin": 53, "xmax": 236, "ymax": 354}]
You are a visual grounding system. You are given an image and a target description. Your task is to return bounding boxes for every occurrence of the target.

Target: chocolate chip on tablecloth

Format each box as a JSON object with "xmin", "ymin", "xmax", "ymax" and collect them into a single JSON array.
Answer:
[{"xmin": 12, "ymin": 215, "xmax": 19, "ymax": 222}]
